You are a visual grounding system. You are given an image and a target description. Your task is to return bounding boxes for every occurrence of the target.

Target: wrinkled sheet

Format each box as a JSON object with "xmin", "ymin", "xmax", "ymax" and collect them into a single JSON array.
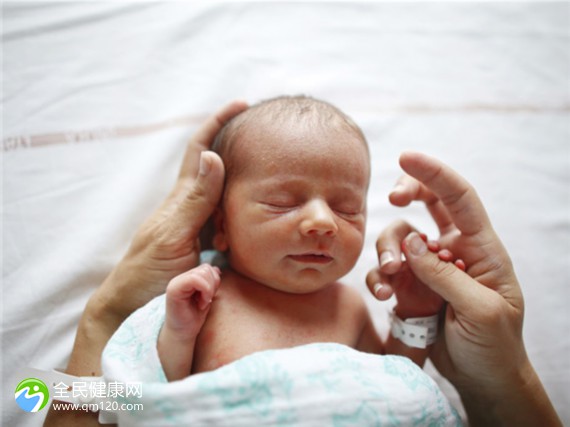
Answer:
[{"xmin": 3, "ymin": 2, "xmax": 569, "ymax": 426}]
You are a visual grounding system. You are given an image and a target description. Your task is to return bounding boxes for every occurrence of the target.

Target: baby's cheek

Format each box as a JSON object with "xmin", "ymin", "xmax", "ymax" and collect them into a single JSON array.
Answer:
[{"xmin": 342, "ymin": 228, "xmax": 366, "ymax": 268}]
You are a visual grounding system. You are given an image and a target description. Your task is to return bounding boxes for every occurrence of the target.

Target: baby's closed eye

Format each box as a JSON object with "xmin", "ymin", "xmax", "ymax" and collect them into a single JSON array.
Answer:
[
  {"xmin": 330, "ymin": 197, "xmax": 364, "ymax": 217},
  {"xmin": 262, "ymin": 194, "xmax": 296, "ymax": 206}
]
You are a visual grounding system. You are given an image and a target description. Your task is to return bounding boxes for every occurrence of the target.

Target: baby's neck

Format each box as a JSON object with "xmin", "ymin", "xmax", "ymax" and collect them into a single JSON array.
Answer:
[
  {"xmin": 192, "ymin": 266, "xmax": 359, "ymax": 374},
  {"xmin": 220, "ymin": 268, "xmax": 335, "ymax": 311}
]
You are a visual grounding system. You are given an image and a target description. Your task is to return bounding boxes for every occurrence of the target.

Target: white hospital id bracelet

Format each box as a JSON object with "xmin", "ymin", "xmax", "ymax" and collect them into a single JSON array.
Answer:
[{"xmin": 390, "ymin": 312, "xmax": 439, "ymax": 349}]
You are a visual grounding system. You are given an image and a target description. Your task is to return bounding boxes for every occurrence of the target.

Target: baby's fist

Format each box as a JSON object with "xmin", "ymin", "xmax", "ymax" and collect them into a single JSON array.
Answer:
[{"xmin": 164, "ymin": 264, "xmax": 221, "ymax": 339}]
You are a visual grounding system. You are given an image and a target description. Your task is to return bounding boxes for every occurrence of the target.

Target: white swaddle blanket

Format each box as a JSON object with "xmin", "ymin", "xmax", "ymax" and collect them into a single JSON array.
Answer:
[{"xmin": 102, "ymin": 291, "xmax": 462, "ymax": 426}]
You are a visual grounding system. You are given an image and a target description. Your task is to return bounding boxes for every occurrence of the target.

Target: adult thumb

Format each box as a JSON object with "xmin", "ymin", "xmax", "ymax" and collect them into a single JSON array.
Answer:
[
  {"xmin": 177, "ymin": 151, "xmax": 225, "ymax": 238},
  {"xmin": 401, "ymin": 232, "xmax": 489, "ymax": 314}
]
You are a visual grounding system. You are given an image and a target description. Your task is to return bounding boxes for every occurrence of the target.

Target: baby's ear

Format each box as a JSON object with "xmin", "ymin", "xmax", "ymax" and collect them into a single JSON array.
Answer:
[{"xmin": 212, "ymin": 207, "xmax": 229, "ymax": 252}]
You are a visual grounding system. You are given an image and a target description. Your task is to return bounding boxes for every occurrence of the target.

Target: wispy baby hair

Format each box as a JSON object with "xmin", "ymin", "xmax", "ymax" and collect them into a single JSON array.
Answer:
[{"xmin": 212, "ymin": 95, "xmax": 367, "ymax": 180}]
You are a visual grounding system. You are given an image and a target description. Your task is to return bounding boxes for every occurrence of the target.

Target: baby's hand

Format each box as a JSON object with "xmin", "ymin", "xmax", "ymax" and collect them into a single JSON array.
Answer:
[
  {"xmin": 367, "ymin": 235, "xmax": 464, "ymax": 318},
  {"xmin": 158, "ymin": 264, "xmax": 220, "ymax": 380},
  {"xmin": 164, "ymin": 264, "xmax": 221, "ymax": 342}
]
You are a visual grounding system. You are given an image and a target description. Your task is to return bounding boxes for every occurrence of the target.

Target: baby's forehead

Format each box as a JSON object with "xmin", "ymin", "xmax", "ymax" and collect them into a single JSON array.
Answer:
[
  {"xmin": 228, "ymin": 120, "xmax": 370, "ymax": 189},
  {"xmin": 237, "ymin": 121, "xmax": 367, "ymax": 164}
]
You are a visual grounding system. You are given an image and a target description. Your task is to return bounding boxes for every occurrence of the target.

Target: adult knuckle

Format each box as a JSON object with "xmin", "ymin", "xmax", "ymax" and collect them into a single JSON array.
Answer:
[{"xmin": 186, "ymin": 183, "xmax": 209, "ymax": 205}]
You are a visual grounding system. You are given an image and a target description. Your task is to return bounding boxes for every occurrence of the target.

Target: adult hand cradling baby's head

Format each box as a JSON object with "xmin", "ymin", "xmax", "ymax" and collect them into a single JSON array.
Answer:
[{"xmin": 95, "ymin": 100, "xmax": 248, "ymax": 320}]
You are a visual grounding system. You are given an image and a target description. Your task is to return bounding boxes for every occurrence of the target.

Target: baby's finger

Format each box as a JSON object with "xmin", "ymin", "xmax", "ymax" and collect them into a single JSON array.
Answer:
[
  {"xmin": 194, "ymin": 264, "xmax": 221, "ymax": 309},
  {"xmin": 427, "ymin": 240, "xmax": 440, "ymax": 253},
  {"xmin": 437, "ymin": 249, "xmax": 454, "ymax": 262},
  {"xmin": 168, "ymin": 269, "xmax": 209, "ymax": 296},
  {"xmin": 437, "ymin": 249, "xmax": 467, "ymax": 271},
  {"xmin": 168, "ymin": 264, "xmax": 220, "ymax": 308},
  {"xmin": 401, "ymin": 232, "xmax": 494, "ymax": 314},
  {"xmin": 202, "ymin": 264, "xmax": 221, "ymax": 286}
]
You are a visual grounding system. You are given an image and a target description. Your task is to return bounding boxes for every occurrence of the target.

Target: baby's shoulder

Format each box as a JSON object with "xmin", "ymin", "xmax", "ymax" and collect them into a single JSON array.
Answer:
[
  {"xmin": 328, "ymin": 281, "xmax": 369, "ymax": 314},
  {"xmin": 330, "ymin": 280, "xmax": 366, "ymax": 300}
]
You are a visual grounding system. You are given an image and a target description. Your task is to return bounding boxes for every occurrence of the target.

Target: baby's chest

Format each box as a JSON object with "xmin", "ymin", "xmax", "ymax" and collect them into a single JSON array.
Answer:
[{"xmin": 191, "ymin": 295, "xmax": 359, "ymax": 374}]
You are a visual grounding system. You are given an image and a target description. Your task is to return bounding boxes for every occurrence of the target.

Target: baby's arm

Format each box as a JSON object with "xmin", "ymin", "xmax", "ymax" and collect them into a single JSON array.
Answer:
[
  {"xmin": 158, "ymin": 264, "xmax": 220, "ymax": 381},
  {"xmin": 382, "ymin": 310, "xmax": 437, "ymax": 367},
  {"xmin": 354, "ymin": 303, "xmax": 436, "ymax": 367},
  {"xmin": 381, "ymin": 262, "xmax": 443, "ymax": 366}
]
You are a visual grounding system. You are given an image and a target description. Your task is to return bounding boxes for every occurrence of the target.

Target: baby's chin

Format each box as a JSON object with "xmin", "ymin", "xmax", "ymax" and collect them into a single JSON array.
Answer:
[
  {"xmin": 228, "ymin": 257, "xmax": 352, "ymax": 295},
  {"xmin": 263, "ymin": 272, "xmax": 345, "ymax": 295}
]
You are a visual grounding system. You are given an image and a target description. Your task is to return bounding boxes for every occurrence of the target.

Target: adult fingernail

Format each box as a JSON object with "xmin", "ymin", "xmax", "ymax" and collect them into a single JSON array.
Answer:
[
  {"xmin": 380, "ymin": 251, "xmax": 394, "ymax": 268},
  {"xmin": 407, "ymin": 233, "xmax": 427, "ymax": 256},
  {"xmin": 373, "ymin": 283, "xmax": 383, "ymax": 298},
  {"xmin": 199, "ymin": 152, "xmax": 211, "ymax": 176}
]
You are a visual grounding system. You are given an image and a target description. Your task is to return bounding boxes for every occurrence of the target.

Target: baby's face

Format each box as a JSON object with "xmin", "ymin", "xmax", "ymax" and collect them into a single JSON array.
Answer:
[{"xmin": 215, "ymin": 121, "xmax": 370, "ymax": 294}]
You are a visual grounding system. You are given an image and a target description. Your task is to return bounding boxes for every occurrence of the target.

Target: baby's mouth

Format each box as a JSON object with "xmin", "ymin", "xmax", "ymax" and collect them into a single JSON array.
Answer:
[{"xmin": 288, "ymin": 253, "xmax": 334, "ymax": 264}]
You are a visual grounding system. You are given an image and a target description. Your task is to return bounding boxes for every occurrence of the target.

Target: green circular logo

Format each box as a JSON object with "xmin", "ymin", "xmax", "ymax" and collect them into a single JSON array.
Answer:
[{"xmin": 14, "ymin": 378, "xmax": 50, "ymax": 412}]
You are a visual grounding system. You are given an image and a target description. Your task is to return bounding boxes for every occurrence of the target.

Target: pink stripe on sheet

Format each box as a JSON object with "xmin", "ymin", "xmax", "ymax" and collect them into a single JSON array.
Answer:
[
  {"xmin": 2, "ymin": 114, "xmax": 207, "ymax": 152},
  {"xmin": 3, "ymin": 105, "xmax": 568, "ymax": 152}
]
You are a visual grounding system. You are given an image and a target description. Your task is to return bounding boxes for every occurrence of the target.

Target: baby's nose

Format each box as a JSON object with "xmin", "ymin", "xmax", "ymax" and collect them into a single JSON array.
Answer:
[{"xmin": 299, "ymin": 200, "xmax": 338, "ymax": 237}]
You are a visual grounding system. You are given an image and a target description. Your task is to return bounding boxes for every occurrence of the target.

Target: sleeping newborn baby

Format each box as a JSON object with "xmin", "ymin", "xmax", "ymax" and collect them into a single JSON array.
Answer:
[
  {"xmin": 157, "ymin": 95, "xmax": 444, "ymax": 380},
  {"xmin": 101, "ymin": 96, "xmax": 461, "ymax": 425}
]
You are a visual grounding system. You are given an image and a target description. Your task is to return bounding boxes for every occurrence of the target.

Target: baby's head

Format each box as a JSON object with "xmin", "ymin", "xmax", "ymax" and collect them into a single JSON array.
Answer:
[{"xmin": 212, "ymin": 95, "xmax": 370, "ymax": 294}]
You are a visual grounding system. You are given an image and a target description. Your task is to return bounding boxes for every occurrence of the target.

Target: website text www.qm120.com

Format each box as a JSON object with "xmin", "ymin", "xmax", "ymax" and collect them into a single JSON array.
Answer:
[
  {"xmin": 14, "ymin": 375, "xmax": 144, "ymax": 414},
  {"xmin": 51, "ymin": 401, "xmax": 144, "ymax": 412}
]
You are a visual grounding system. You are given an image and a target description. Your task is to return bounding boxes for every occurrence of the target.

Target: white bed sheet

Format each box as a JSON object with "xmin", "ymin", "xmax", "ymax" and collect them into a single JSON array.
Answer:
[{"xmin": 2, "ymin": 2, "xmax": 569, "ymax": 426}]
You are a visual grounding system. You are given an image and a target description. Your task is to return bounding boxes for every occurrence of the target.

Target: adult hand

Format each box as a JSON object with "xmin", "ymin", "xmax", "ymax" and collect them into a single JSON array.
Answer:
[
  {"xmin": 44, "ymin": 100, "xmax": 247, "ymax": 427},
  {"xmin": 92, "ymin": 101, "xmax": 247, "ymax": 320},
  {"xmin": 372, "ymin": 151, "xmax": 561, "ymax": 426}
]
